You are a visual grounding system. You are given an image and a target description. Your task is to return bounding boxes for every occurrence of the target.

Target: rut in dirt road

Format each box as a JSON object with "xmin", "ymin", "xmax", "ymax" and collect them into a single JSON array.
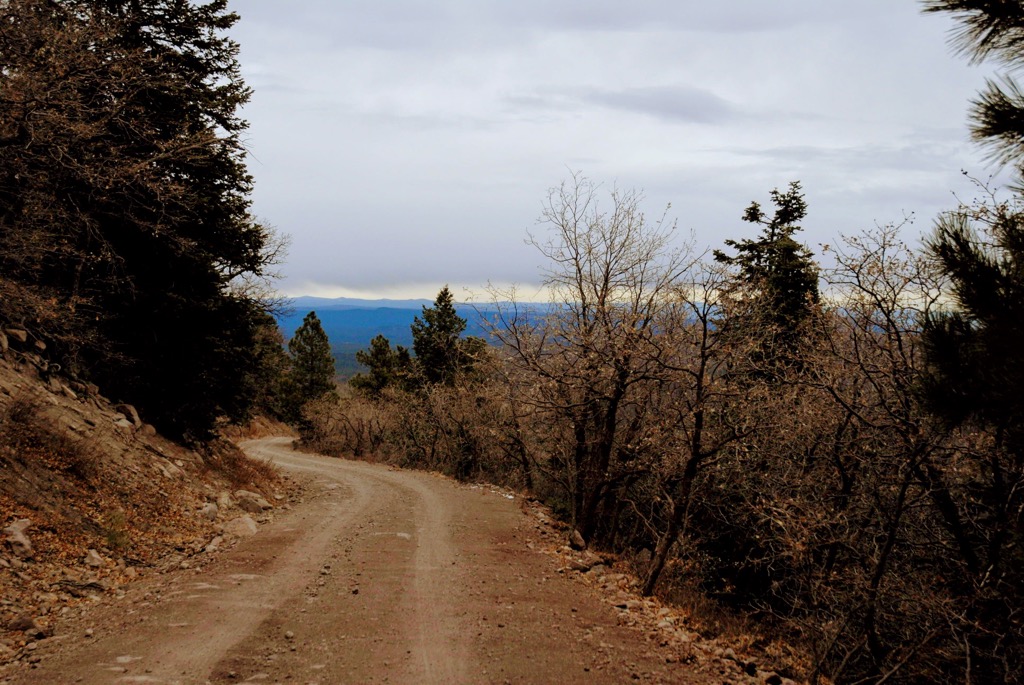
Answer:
[
  {"xmin": 241, "ymin": 438, "xmax": 470, "ymax": 684},
  {"xmin": 6, "ymin": 438, "xmax": 698, "ymax": 684}
]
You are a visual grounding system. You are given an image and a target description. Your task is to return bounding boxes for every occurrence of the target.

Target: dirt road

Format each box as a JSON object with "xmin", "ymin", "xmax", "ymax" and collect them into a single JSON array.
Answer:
[{"xmin": 5, "ymin": 438, "xmax": 700, "ymax": 684}]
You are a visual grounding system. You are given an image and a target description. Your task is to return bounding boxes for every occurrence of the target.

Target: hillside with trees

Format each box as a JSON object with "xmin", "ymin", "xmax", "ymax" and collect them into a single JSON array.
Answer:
[
  {"xmin": 306, "ymin": 178, "xmax": 1022, "ymax": 684},
  {"xmin": 0, "ymin": 0, "xmax": 285, "ymax": 441}
]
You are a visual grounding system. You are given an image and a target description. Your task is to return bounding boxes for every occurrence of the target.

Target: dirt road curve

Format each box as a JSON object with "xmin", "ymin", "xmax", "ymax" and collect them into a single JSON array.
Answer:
[{"xmin": 7, "ymin": 438, "xmax": 697, "ymax": 684}]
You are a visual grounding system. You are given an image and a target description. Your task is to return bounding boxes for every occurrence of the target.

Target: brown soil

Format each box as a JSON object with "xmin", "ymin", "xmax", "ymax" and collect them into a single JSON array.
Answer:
[{"xmin": 0, "ymin": 438, "xmax": 792, "ymax": 685}]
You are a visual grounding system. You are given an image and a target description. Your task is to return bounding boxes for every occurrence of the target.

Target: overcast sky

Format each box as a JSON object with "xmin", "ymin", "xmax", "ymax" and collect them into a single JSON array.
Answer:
[{"xmin": 232, "ymin": 0, "xmax": 1004, "ymax": 300}]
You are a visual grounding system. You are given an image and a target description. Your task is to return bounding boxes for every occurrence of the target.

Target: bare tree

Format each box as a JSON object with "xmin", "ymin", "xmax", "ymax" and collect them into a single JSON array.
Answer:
[
  {"xmin": 640, "ymin": 263, "xmax": 753, "ymax": 595},
  {"xmin": 487, "ymin": 173, "xmax": 696, "ymax": 542}
]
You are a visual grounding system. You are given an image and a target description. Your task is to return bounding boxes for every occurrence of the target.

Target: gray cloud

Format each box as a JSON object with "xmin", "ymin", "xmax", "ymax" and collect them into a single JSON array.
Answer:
[
  {"xmin": 578, "ymin": 85, "xmax": 737, "ymax": 124},
  {"xmin": 502, "ymin": 85, "xmax": 737, "ymax": 125},
  {"xmin": 229, "ymin": 0, "xmax": 1003, "ymax": 298}
]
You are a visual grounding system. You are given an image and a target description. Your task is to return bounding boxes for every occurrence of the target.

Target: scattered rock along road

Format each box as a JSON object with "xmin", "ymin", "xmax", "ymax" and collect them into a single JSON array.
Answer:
[{"xmin": 7, "ymin": 438, "xmax": 701, "ymax": 684}]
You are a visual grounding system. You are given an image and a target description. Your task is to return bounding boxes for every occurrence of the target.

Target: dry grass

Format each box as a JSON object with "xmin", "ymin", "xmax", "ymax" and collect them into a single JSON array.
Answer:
[
  {"xmin": 616, "ymin": 551, "xmax": 811, "ymax": 682},
  {"xmin": 200, "ymin": 437, "xmax": 281, "ymax": 489},
  {"xmin": 0, "ymin": 395, "xmax": 98, "ymax": 481}
]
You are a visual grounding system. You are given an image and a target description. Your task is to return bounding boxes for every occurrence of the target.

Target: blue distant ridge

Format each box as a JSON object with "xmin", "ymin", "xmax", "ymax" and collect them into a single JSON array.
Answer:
[{"xmin": 276, "ymin": 297, "xmax": 507, "ymax": 348}]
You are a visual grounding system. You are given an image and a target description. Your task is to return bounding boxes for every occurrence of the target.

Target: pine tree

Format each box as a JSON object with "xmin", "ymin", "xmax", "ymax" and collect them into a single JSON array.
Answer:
[
  {"xmin": 410, "ymin": 286, "xmax": 485, "ymax": 386},
  {"xmin": 920, "ymin": 4, "xmax": 1024, "ymax": 680},
  {"xmin": 924, "ymin": 1, "xmax": 1024, "ymax": 183},
  {"xmin": 284, "ymin": 312, "xmax": 338, "ymax": 421},
  {"xmin": 714, "ymin": 181, "xmax": 819, "ymax": 368},
  {"xmin": 922, "ymin": 0, "xmax": 1024, "ymax": 465},
  {"xmin": 242, "ymin": 312, "xmax": 293, "ymax": 421},
  {"xmin": 350, "ymin": 334, "xmax": 412, "ymax": 397}
]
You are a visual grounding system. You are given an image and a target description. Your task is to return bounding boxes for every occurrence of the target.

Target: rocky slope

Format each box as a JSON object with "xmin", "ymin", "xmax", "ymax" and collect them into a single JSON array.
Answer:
[{"xmin": 0, "ymin": 331, "xmax": 290, "ymax": 671}]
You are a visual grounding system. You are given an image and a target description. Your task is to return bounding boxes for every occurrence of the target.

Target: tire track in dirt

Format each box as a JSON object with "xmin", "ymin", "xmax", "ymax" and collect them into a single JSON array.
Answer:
[
  {"xmin": 241, "ymin": 438, "xmax": 468, "ymax": 683},
  {"xmin": 4, "ymin": 442, "xmax": 377, "ymax": 684}
]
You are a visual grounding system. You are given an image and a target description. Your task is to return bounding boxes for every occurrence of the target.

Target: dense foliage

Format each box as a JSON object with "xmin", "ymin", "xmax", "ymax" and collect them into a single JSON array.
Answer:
[
  {"xmin": 410, "ymin": 286, "xmax": 486, "ymax": 387},
  {"xmin": 305, "ymin": 173, "xmax": 1024, "ymax": 683},
  {"xmin": 350, "ymin": 334, "xmax": 412, "ymax": 397},
  {"xmin": 0, "ymin": 0, "xmax": 281, "ymax": 439},
  {"xmin": 714, "ymin": 181, "xmax": 819, "ymax": 370}
]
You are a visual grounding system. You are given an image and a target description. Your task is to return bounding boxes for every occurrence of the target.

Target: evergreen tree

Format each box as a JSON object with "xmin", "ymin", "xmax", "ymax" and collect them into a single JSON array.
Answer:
[
  {"xmin": 350, "ymin": 334, "xmax": 412, "ymax": 397},
  {"xmin": 922, "ymin": 0, "xmax": 1024, "ymax": 474},
  {"xmin": 923, "ymin": 204, "xmax": 1024, "ymax": 448},
  {"xmin": 410, "ymin": 286, "xmax": 485, "ymax": 386},
  {"xmin": 242, "ymin": 312, "xmax": 293, "ymax": 421},
  {"xmin": 0, "ymin": 0, "xmax": 278, "ymax": 439},
  {"xmin": 922, "ymin": 1, "xmax": 1024, "ymax": 475},
  {"xmin": 924, "ymin": 1, "xmax": 1024, "ymax": 183},
  {"xmin": 284, "ymin": 312, "xmax": 338, "ymax": 421},
  {"xmin": 714, "ymin": 181, "xmax": 819, "ymax": 366},
  {"xmin": 920, "ymin": 4, "xmax": 1024, "ymax": 680}
]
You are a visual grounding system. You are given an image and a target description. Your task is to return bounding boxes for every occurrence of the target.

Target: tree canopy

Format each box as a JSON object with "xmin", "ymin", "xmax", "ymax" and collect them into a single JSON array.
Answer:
[
  {"xmin": 0, "ymin": 0, "xmax": 281, "ymax": 439},
  {"xmin": 924, "ymin": 0, "xmax": 1024, "ymax": 182},
  {"xmin": 410, "ymin": 286, "xmax": 485, "ymax": 387},
  {"xmin": 350, "ymin": 287, "xmax": 484, "ymax": 396},
  {"xmin": 350, "ymin": 334, "xmax": 413, "ymax": 397},
  {"xmin": 922, "ymin": 1, "xmax": 1024, "ymax": 458}
]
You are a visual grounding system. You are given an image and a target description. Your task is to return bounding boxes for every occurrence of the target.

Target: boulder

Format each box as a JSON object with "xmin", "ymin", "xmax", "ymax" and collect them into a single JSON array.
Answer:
[
  {"xmin": 84, "ymin": 549, "xmax": 105, "ymax": 568},
  {"xmin": 234, "ymin": 490, "xmax": 272, "ymax": 513},
  {"xmin": 568, "ymin": 558, "xmax": 593, "ymax": 572},
  {"xmin": 3, "ymin": 328, "xmax": 28, "ymax": 344},
  {"xmin": 112, "ymin": 413, "xmax": 135, "ymax": 431},
  {"xmin": 3, "ymin": 519, "xmax": 33, "ymax": 558},
  {"xmin": 223, "ymin": 515, "xmax": 258, "ymax": 537},
  {"xmin": 6, "ymin": 615, "xmax": 41, "ymax": 633},
  {"xmin": 200, "ymin": 502, "xmax": 219, "ymax": 521},
  {"xmin": 115, "ymin": 404, "xmax": 142, "ymax": 429},
  {"xmin": 57, "ymin": 579, "xmax": 109, "ymax": 597},
  {"xmin": 204, "ymin": 535, "xmax": 224, "ymax": 553},
  {"xmin": 568, "ymin": 529, "xmax": 587, "ymax": 551},
  {"xmin": 568, "ymin": 551, "xmax": 602, "ymax": 572}
]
